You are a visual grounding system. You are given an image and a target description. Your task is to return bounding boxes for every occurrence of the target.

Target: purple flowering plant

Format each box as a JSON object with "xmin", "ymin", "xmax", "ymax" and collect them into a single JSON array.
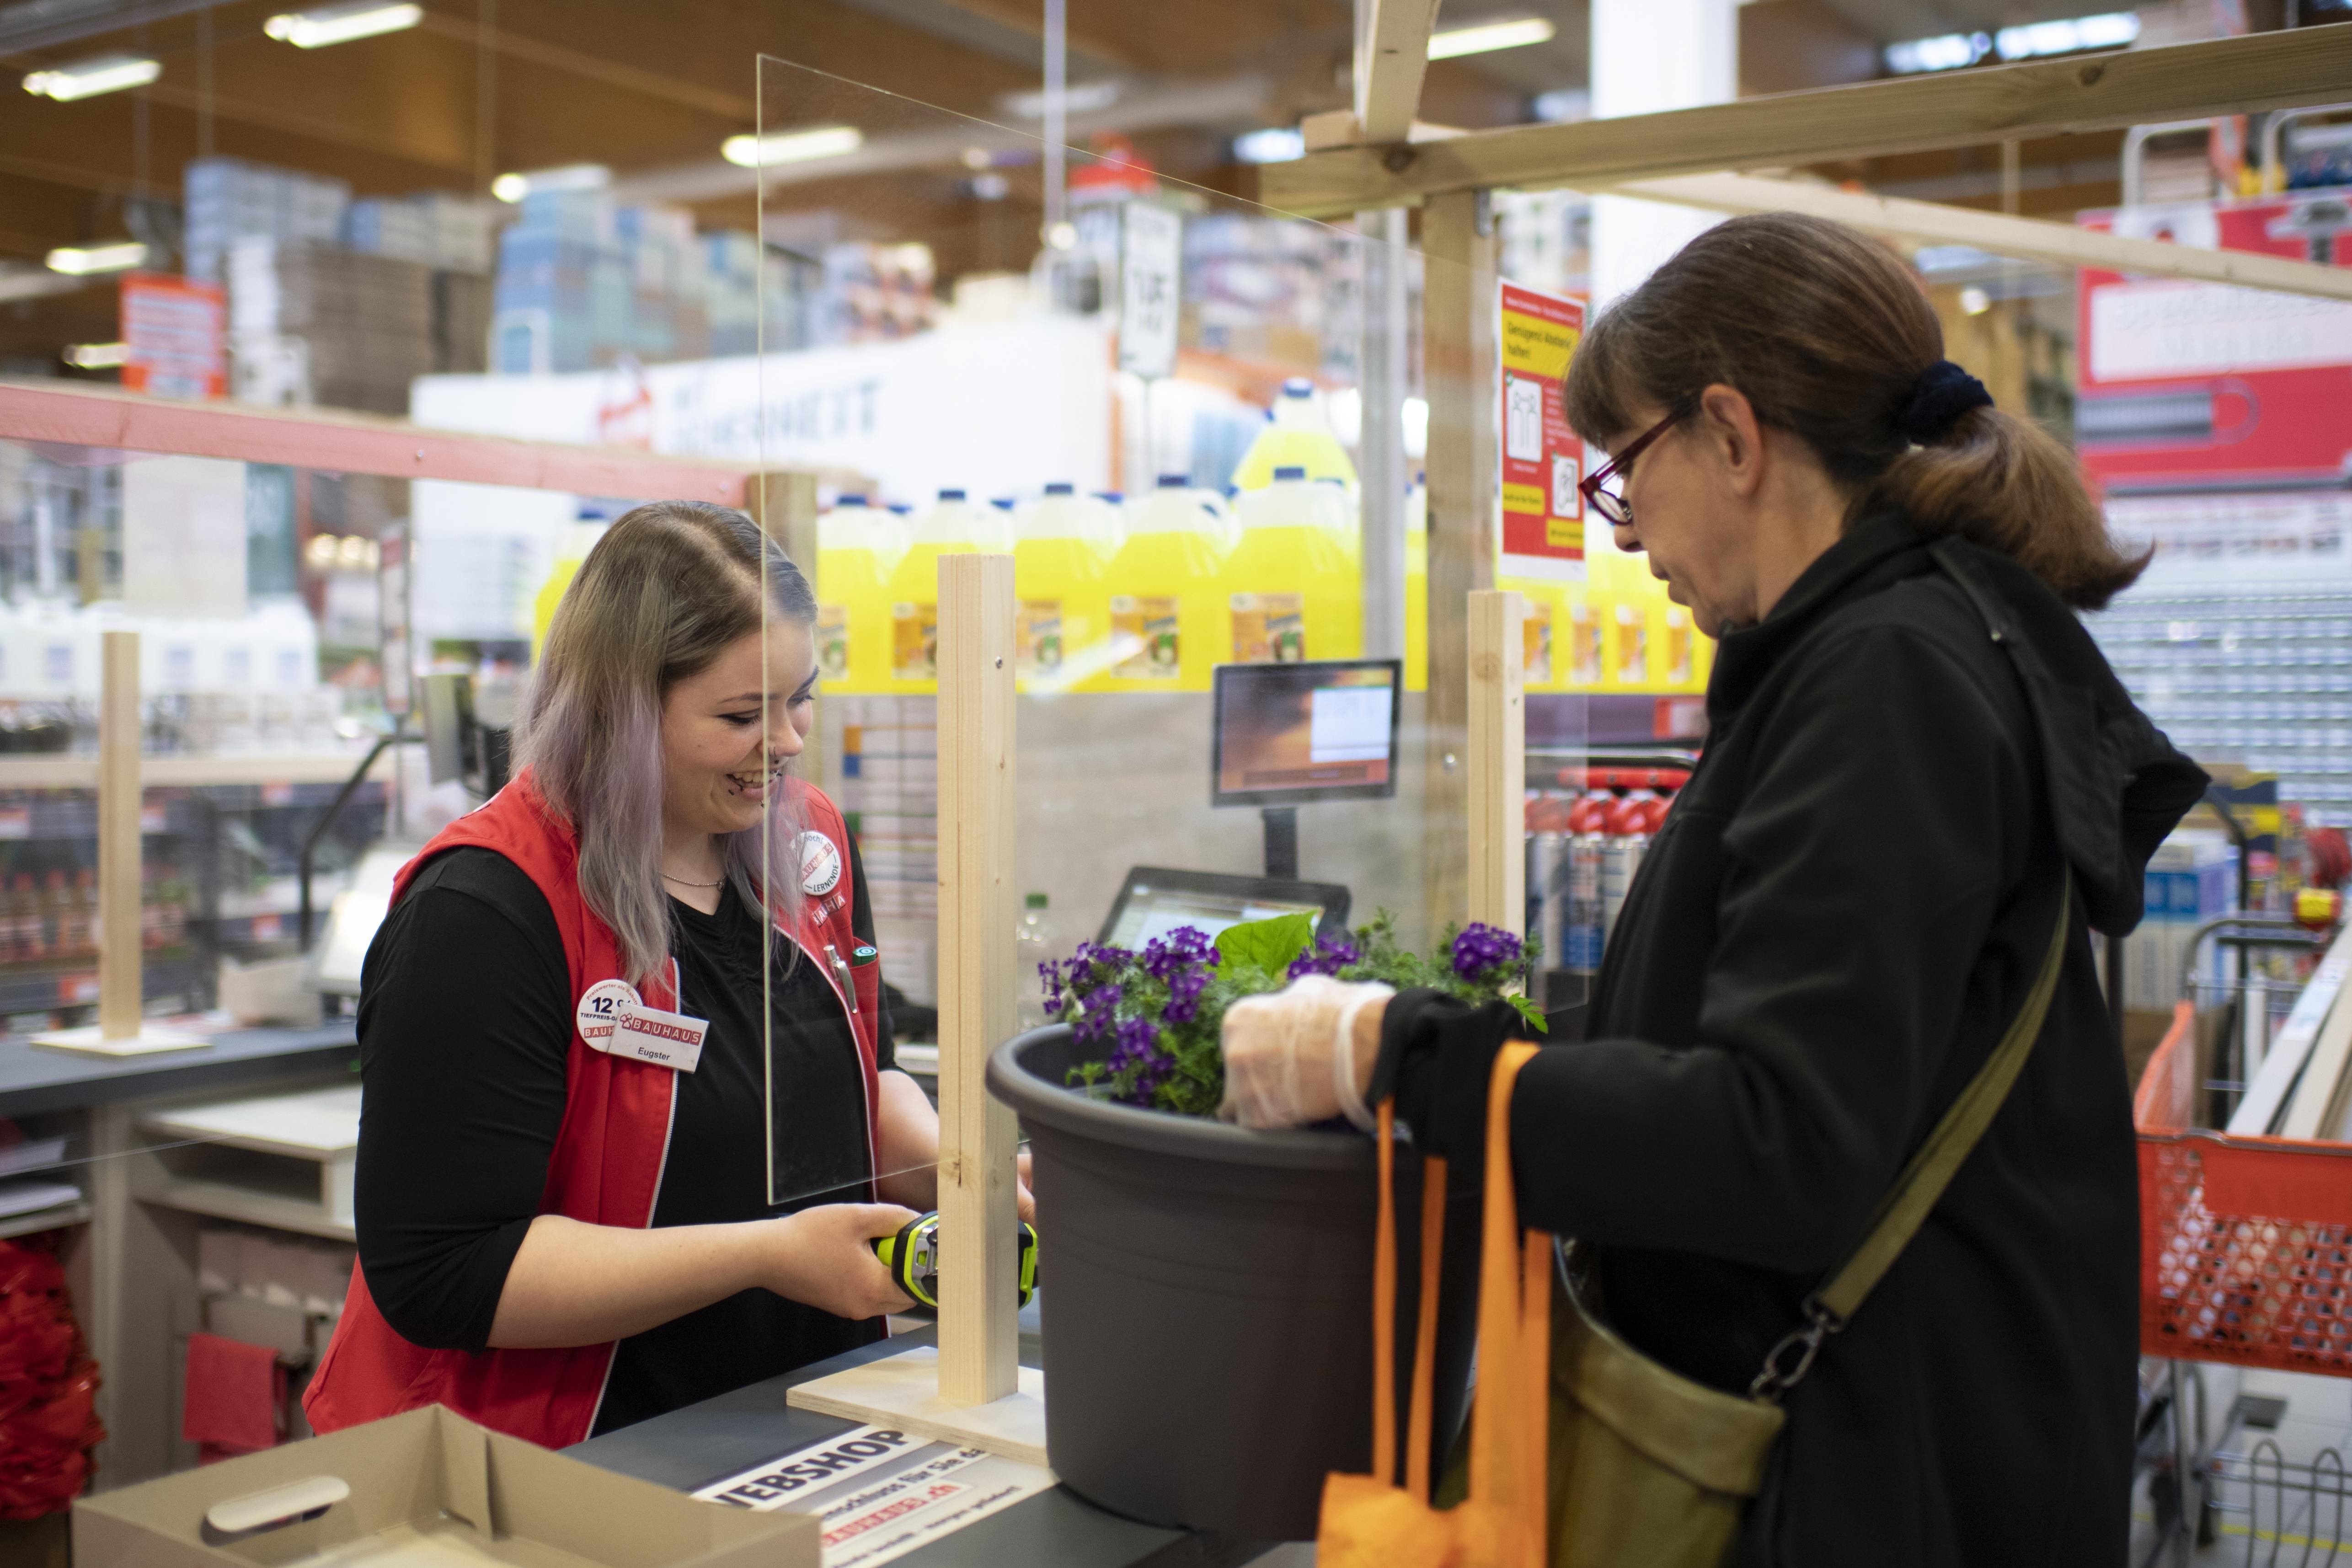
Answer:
[{"xmin": 1049, "ymin": 910, "xmax": 1543, "ymax": 1116}]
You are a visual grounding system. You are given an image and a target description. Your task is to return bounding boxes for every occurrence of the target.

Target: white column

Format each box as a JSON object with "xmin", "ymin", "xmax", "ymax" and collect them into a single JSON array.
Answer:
[{"xmin": 1589, "ymin": 0, "xmax": 1737, "ymax": 307}]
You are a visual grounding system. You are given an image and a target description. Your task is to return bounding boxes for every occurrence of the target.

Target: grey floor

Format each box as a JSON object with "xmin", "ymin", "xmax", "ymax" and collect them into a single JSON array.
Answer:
[{"xmin": 2134, "ymin": 1367, "xmax": 2352, "ymax": 1567}]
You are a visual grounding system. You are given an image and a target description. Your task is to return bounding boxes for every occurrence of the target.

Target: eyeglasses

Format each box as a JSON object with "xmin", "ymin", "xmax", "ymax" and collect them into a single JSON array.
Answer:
[{"xmin": 1579, "ymin": 405, "xmax": 1690, "ymax": 527}]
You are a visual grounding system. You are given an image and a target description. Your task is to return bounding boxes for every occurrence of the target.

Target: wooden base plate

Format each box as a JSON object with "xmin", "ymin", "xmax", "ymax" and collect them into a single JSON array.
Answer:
[
  {"xmin": 28, "ymin": 1024, "xmax": 209, "ymax": 1058},
  {"xmin": 786, "ymin": 1346, "xmax": 1049, "ymax": 1468}
]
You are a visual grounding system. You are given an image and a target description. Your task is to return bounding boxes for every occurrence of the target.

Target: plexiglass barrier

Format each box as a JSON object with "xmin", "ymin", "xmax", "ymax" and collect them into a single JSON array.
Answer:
[{"xmin": 740, "ymin": 50, "xmax": 1605, "ymax": 1220}]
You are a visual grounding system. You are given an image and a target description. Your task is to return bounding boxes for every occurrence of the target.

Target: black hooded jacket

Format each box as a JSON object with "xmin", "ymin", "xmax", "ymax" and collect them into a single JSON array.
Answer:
[{"xmin": 1376, "ymin": 510, "xmax": 2207, "ymax": 1566}]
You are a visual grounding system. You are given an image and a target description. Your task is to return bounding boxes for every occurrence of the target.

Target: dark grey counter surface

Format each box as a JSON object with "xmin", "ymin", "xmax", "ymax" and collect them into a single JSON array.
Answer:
[
  {"xmin": 0, "ymin": 1019, "xmax": 359, "ymax": 1118},
  {"xmin": 567, "ymin": 1315, "xmax": 1300, "ymax": 1568}
]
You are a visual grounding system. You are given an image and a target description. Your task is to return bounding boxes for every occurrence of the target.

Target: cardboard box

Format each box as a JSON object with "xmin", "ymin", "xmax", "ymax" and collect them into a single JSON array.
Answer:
[{"xmin": 75, "ymin": 1404, "xmax": 815, "ymax": 1568}]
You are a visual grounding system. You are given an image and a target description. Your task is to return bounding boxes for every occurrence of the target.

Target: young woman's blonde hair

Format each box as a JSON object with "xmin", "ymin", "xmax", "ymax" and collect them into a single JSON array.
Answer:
[{"xmin": 516, "ymin": 500, "xmax": 817, "ymax": 983}]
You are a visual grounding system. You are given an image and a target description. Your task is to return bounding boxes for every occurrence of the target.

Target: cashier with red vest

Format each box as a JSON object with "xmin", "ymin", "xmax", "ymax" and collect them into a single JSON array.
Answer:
[{"xmin": 305, "ymin": 499, "xmax": 1021, "ymax": 1447}]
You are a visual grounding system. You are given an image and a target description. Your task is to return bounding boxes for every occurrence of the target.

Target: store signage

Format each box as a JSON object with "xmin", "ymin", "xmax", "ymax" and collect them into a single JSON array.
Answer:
[
  {"xmin": 1117, "ymin": 203, "xmax": 1183, "ymax": 380},
  {"xmin": 119, "ymin": 273, "xmax": 225, "ymax": 401},
  {"xmin": 2105, "ymin": 488, "xmax": 2352, "ymax": 586},
  {"xmin": 1497, "ymin": 280, "xmax": 1587, "ymax": 582},
  {"xmin": 2077, "ymin": 192, "xmax": 2352, "ymax": 490},
  {"xmin": 122, "ymin": 455, "xmax": 247, "ymax": 618}
]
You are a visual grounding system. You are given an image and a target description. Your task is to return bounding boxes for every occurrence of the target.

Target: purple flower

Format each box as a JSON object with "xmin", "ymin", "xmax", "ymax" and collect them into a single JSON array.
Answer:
[
  {"xmin": 1070, "ymin": 941, "xmax": 1135, "ymax": 979},
  {"xmin": 1451, "ymin": 923, "xmax": 1523, "ymax": 980},
  {"xmin": 1141, "ymin": 926, "xmax": 1219, "ymax": 980},
  {"xmin": 1288, "ymin": 931, "xmax": 1362, "ymax": 980},
  {"xmin": 1071, "ymin": 981, "xmax": 1124, "ymax": 1044},
  {"xmin": 1109, "ymin": 1015, "xmax": 1160, "ymax": 1071},
  {"xmin": 1038, "ymin": 958, "xmax": 1065, "ymax": 1017},
  {"xmin": 1164, "ymin": 965, "xmax": 1210, "ymax": 1024}
]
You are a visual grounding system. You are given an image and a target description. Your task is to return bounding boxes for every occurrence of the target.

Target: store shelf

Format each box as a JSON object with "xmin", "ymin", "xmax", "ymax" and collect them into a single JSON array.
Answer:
[
  {"xmin": 0, "ymin": 750, "xmax": 389, "ymax": 791},
  {"xmin": 0, "ymin": 1198, "xmax": 91, "ymax": 1240},
  {"xmin": 132, "ymin": 1176, "xmax": 354, "ymax": 1243},
  {"xmin": 0, "ymin": 956, "xmax": 201, "ymax": 1015}
]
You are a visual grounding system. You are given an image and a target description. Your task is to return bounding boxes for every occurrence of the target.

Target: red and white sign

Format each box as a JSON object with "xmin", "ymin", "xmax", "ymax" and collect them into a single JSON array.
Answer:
[
  {"xmin": 119, "ymin": 273, "xmax": 225, "ymax": 401},
  {"xmin": 2077, "ymin": 191, "xmax": 2352, "ymax": 492},
  {"xmin": 1498, "ymin": 280, "xmax": 1588, "ymax": 581}
]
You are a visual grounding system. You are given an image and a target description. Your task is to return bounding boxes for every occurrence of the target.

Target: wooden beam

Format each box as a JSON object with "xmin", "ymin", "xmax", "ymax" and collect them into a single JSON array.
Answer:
[
  {"xmin": 412, "ymin": 11, "xmax": 756, "ymax": 122},
  {"xmin": 1466, "ymin": 591, "xmax": 1526, "ymax": 939},
  {"xmin": 1605, "ymin": 172, "xmax": 2352, "ymax": 301},
  {"xmin": 0, "ymin": 381, "xmax": 756, "ymax": 504},
  {"xmin": 934, "ymin": 551, "xmax": 1020, "ymax": 1409},
  {"xmin": 1356, "ymin": 0, "xmax": 1443, "ymax": 144},
  {"xmin": 98, "ymin": 631, "xmax": 141, "ymax": 1042},
  {"xmin": 1262, "ymin": 28, "xmax": 2352, "ymax": 216},
  {"xmin": 1422, "ymin": 189, "xmax": 1500, "ymax": 940}
]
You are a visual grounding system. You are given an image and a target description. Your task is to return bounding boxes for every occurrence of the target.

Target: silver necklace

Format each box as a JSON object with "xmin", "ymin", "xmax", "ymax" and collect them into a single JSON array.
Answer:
[{"xmin": 661, "ymin": 870, "xmax": 726, "ymax": 888}]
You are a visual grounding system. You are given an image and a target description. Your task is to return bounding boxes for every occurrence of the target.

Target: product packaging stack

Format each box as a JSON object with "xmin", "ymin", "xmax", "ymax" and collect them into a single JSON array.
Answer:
[
  {"xmin": 1184, "ymin": 214, "xmax": 1360, "ymax": 379},
  {"xmin": 182, "ymin": 157, "xmax": 350, "ymax": 285},
  {"xmin": 226, "ymin": 240, "xmax": 437, "ymax": 414},
  {"xmin": 818, "ymin": 241, "xmax": 937, "ymax": 342},
  {"xmin": 836, "ymin": 696, "xmax": 938, "ymax": 1006},
  {"xmin": 2125, "ymin": 829, "xmax": 2240, "ymax": 1010},
  {"xmin": 342, "ymin": 192, "xmax": 498, "ymax": 274}
]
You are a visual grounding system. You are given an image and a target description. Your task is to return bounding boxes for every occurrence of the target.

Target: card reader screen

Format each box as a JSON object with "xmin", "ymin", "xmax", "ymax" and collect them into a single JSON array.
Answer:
[{"xmin": 1213, "ymin": 660, "xmax": 1401, "ymax": 805}]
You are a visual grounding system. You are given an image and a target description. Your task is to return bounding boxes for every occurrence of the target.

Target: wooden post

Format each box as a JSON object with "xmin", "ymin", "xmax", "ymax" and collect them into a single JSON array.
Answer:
[
  {"xmin": 98, "ymin": 631, "xmax": 142, "ymax": 1040},
  {"xmin": 1466, "ymin": 591, "xmax": 1525, "ymax": 938},
  {"xmin": 935, "ymin": 551, "xmax": 1019, "ymax": 1408},
  {"xmin": 1422, "ymin": 189, "xmax": 1501, "ymax": 938}
]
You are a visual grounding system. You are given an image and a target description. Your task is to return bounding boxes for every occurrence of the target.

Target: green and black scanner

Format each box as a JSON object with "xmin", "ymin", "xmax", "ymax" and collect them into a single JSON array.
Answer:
[{"xmin": 870, "ymin": 1212, "xmax": 1039, "ymax": 1310}]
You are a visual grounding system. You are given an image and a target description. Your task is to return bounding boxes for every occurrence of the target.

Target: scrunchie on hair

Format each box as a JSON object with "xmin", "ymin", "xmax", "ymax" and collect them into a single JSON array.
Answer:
[{"xmin": 1894, "ymin": 359, "xmax": 1992, "ymax": 443}]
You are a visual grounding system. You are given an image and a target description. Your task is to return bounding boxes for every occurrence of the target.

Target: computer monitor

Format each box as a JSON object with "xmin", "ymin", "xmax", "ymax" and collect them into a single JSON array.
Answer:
[
  {"xmin": 1096, "ymin": 867, "xmax": 1351, "ymax": 949},
  {"xmin": 1210, "ymin": 658, "xmax": 1403, "ymax": 809}
]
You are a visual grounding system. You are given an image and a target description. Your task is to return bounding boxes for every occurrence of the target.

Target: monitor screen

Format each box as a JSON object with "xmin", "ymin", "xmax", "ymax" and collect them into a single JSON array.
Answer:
[
  {"xmin": 1211, "ymin": 658, "xmax": 1402, "ymax": 808},
  {"xmin": 1097, "ymin": 867, "xmax": 1351, "ymax": 949}
]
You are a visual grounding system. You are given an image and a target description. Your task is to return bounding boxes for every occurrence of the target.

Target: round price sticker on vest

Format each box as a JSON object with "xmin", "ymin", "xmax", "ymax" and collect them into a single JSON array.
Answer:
[
  {"xmin": 575, "ymin": 979, "xmax": 640, "ymax": 1045},
  {"xmin": 609, "ymin": 1000, "xmax": 708, "ymax": 1072}
]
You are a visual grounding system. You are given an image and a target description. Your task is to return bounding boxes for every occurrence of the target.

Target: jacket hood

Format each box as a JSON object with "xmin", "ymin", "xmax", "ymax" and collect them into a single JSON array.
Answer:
[{"xmin": 1712, "ymin": 513, "xmax": 2207, "ymax": 936}]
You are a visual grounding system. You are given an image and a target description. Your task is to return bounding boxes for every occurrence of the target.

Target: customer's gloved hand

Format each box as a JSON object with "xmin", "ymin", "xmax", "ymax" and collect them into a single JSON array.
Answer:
[{"xmin": 1219, "ymin": 975, "xmax": 1395, "ymax": 1130}]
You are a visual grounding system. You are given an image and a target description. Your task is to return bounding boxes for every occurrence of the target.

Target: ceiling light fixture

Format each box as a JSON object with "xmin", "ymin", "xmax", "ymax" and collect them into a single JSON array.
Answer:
[
  {"xmin": 1427, "ymin": 17, "xmax": 1556, "ymax": 59},
  {"xmin": 63, "ymin": 342, "xmax": 131, "ymax": 369},
  {"xmin": 263, "ymin": 1, "xmax": 424, "ymax": 48},
  {"xmin": 489, "ymin": 164, "xmax": 611, "ymax": 203},
  {"xmin": 45, "ymin": 241, "xmax": 148, "ymax": 276},
  {"xmin": 721, "ymin": 126, "xmax": 863, "ymax": 169},
  {"xmin": 1232, "ymin": 127, "xmax": 1305, "ymax": 165},
  {"xmin": 22, "ymin": 52, "xmax": 160, "ymax": 101}
]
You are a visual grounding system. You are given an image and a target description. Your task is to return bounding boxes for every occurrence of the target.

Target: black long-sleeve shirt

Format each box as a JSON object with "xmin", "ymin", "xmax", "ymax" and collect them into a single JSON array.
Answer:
[{"xmin": 353, "ymin": 840, "xmax": 894, "ymax": 1437}]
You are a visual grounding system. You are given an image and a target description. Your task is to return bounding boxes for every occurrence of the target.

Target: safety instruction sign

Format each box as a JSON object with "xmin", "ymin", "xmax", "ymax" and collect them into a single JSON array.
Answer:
[
  {"xmin": 694, "ymin": 1423, "xmax": 1057, "ymax": 1567},
  {"xmin": 1498, "ymin": 279, "xmax": 1587, "ymax": 581}
]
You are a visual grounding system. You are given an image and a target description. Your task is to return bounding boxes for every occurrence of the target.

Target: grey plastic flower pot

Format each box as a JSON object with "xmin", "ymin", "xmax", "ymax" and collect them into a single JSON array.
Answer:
[{"xmin": 986, "ymin": 1024, "xmax": 1478, "ymax": 1542}]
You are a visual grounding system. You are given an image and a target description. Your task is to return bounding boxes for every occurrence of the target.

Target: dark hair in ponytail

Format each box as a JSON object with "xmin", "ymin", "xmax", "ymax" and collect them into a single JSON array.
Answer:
[{"xmin": 1562, "ymin": 212, "xmax": 2146, "ymax": 610}]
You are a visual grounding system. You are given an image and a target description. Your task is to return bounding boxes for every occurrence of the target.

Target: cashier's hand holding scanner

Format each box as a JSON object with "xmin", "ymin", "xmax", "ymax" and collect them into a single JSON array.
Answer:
[{"xmin": 305, "ymin": 502, "xmax": 1028, "ymax": 1448}]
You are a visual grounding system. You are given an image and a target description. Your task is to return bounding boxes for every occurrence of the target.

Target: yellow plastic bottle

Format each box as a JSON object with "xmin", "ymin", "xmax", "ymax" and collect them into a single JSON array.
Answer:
[
  {"xmin": 1013, "ymin": 484, "xmax": 1115, "ymax": 691},
  {"xmin": 531, "ymin": 519, "xmax": 609, "ymax": 662},
  {"xmin": 1221, "ymin": 465, "xmax": 1359, "ymax": 663},
  {"xmin": 814, "ymin": 495, "xmax": 905, "ymax": 694},
  {"xmin": 1104, "ymin": 474, "xmax": 1231, "ymax": 691},
  {"xmin": 883, "ymin": 489, "xmax": 1014, "ymax": 691},
  {"xmin": 1231, "ymin": 379, "xmax": 1360, "ymax": 493}
]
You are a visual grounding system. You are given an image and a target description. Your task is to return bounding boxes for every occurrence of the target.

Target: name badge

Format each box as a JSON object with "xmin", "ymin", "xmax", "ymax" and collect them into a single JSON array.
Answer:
[{"xmin": 609, "ymin": 1001, "xmax": 709, "ymax": 1073}]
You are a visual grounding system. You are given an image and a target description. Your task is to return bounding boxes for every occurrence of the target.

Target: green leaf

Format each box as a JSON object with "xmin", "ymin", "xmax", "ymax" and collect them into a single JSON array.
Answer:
[
  {"xmin": 1213, "ymin": 911, "xmax": 1317, "ymax": 978},
  {"xmin": 1506, "ymin": 993, "xmax": 1550, "ymax": 1034}
]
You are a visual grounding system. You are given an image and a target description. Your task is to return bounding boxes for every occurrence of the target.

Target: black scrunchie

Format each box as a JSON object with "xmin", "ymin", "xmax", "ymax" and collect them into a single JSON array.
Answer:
[{"xmin": 1894, "ymin": 359, "xmax": 1992, "ymax": 443}]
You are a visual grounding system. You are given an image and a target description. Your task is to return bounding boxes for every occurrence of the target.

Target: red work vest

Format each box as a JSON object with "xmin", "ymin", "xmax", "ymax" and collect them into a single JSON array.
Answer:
[{"xmin": 302, "ymin": 767, "xmax": 881, "ymax": 1448}]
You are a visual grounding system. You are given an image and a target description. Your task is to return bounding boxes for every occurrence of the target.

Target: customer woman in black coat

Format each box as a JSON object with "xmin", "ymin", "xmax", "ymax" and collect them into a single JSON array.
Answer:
[{"xmin": 1221, "ymin": 213, "xmax": 2207, "ymax": 1566}]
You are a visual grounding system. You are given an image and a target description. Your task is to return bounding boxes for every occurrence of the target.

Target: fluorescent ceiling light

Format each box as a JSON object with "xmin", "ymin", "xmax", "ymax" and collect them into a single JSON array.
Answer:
[
  {"xmin": 1001, "ymin": 80, "xmax": 1123, "ymax": 120},
  {"xmin": 45, "ymin": 241, "xmax": 148, "ymax": 275},
  {"xmin": 1428, "ymin": 17, "xmax": 1556, "ymax": 59},
  {"xmin": 263, "ymin": 2, "xmax": 424, "ymax": 48},
  {"xmin": 22, "ymin": 52, "xmax": 160, "ymax": 101},
  {"xmin": 490, "ymin": 163, "xmax": 611, "ymax": 203},
  {"xmin": 1885, "ymin": 10, "xmax": 2134, "ymax": 72},
  {"xmin": 1233, "ymin": 127, "xmax": 1305, "ymax": 165},
  {"xmin": 721, "ymin": 126, "xmax": 863, "ymax": 169},
  {"xmin": 63, "ymin": 342, "xmax": 130, "ymax": 369}
]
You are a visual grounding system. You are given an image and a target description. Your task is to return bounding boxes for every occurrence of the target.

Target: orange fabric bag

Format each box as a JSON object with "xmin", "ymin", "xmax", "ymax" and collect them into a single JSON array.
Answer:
[{"xmin": 1318, "ymin": 1042, "xmax": 1551, "ymax": 1568}]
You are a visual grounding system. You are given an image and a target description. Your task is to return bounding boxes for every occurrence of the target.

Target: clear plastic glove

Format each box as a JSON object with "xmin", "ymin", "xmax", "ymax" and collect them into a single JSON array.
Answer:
[{"xmin": 1219, "ymin": 975, "xmax": 1395, "ymax": 1130}]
